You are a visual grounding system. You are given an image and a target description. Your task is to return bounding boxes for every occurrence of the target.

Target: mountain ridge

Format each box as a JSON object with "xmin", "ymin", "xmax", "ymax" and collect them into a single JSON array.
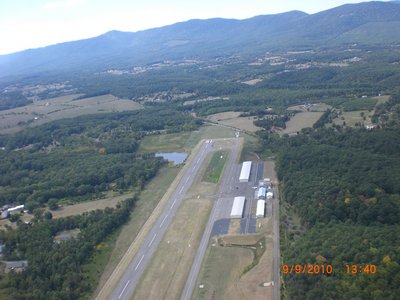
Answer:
[{"xmin": 0, "ymin": 1, "xmax": 399, "ymax": 78}]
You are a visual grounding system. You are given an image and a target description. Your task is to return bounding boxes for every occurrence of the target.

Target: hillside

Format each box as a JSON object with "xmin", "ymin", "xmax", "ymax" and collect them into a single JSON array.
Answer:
[{"xmin": 0, "ymin": 1, "xmax": 400, "ymax": 78}]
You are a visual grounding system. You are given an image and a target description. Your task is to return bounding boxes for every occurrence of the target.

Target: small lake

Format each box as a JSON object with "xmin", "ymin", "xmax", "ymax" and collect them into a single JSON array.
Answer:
[{"xmin": 155, "ymin": 152, "xmax": 188, "ymax": 165}]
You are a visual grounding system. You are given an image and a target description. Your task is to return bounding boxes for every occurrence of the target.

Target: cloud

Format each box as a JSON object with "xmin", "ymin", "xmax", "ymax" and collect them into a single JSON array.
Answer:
[{"xmin": 44, "ymin": 0, "xmax": 84, "ymax": 9}]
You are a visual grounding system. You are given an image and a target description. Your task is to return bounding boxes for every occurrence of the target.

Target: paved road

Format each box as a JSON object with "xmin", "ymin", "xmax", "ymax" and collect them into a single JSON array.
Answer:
[
  {"xmin": 107, "ymin": 139, "xmax": 214, "ymax": 300},
  {"xmin": 180, "ymin": 138, "xmax": 242, "ymax": 300},
  {"xmin": 273, "ymin": 183, "xmax": 280, "ymax": 300}
]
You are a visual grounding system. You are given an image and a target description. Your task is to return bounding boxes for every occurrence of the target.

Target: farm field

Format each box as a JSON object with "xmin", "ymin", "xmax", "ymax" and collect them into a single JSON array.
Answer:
[
  {"xmin": 281, "ymin": 111, "xmax": 324, "ymax": 135},
  {"xmin": 207, "ymin": 111, "xmax": 262, "ymax": 132},
  {"xmin": 333, "ymin": 110, "xmax": 373, "ymax": 127},
  {"xmin": 0, "ymin": 94, "xmax": 142, "ymax": 134},
  {"xmin": 51, "ymin": 193, "xmax": 133, "ymax": 219},
  {"xmin": 132, "ymin": 199, "xmax": 212, "ymax": 300}
]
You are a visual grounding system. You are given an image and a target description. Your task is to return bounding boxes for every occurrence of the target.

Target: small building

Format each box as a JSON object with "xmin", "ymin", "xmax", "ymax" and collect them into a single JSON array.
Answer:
[
  {"xmin": 267, "ymin": 191, "xmax": 274, "ymax": 199},
  {"xmin": 256, "ymin": 200, "xmax": 266, "ymax": 218},
  {"xmin": 7, "ymin": 205, "xmax": 24, "ymax": 213},
  {"xmin": 257, "ymin": 187, "xmax": 267, "ymax": 200},
  {"xmin": 230, "ymin": 196, "xmax": 246, "ymax": 218},
  {"xmin": 1, "ymin": 211, "xmax": 9, "ymax": 219},
  {"xmin": 239, "ymin": 161, "xmax": 252, "ymax": 182},
  {"xmin": 3, "ymin": 260, "xmax": 28, "ymax": 273}
]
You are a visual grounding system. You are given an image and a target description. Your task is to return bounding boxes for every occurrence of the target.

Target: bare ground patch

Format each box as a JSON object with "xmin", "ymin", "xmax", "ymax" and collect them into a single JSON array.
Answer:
[{"xmin": 51, "ymin": 194, "xmax": 132, "ymax": 219}]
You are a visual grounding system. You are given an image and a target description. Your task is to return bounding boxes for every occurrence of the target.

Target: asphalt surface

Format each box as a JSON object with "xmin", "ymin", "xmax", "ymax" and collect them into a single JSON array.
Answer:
[
  {"xmin": 108, "ymin": 139, "xmax": 214, "ymax": 300},
  {"xmin": 180, "ymin": 138, "xmax": 243, "ymax": 300}
]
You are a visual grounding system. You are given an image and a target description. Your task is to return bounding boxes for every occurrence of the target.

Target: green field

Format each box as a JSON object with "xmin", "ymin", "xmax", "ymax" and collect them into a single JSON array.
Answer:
[
  {"xmin": 139, "ymin": 125, "xmax": 237, "ymax": 153},
  {"xmin": 0, "ymin": 94, "xmax": 143, "ymax": 134},
  {"xmin": 192, "ymin": 240, "xmax": 254, "ymax": 300},
  {"xmin": 203, "ymin": 151, "xmax": 228, "ymax": 183},
  {"xmin": 342, "ymin": 97, "xmax": 378, "ymax": 111}
]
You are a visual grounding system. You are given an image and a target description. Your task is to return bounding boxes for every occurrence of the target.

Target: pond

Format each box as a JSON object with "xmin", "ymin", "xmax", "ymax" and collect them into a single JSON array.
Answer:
[{"xmin": 155, "ymin": 152, "xmax": 188, "ymax": 165}]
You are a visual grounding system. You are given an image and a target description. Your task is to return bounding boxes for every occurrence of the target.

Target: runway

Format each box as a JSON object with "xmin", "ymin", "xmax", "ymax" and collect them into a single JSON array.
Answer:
[
  {"xmin": 180, "ymin": 137, "xmax": 243, "ymax": 300},
  {"xmin": 106, "ymin": 139, "xmax": 215, "ymax": 300}
]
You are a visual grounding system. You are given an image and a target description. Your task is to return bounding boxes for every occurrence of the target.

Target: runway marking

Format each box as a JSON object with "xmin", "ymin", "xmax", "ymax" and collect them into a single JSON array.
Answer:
[
  {"xmin": 148, "ymin": 233, "xmax": 157, "ymax": 247},
  {"xmin": 118, "ymin": 280, "xmax": 130, "ymax": 299},
  {"xmin": 185, "ymin": 177, "xmax": 189, "ymax": 184},
  {"xmin": 135, "ymin": 255, "xmax": 145, "ymax": 271},
  {"xmin": 179, "ymin": 185, "xmax": 185, "ymax": 194},
  {"xmin": 160, "ymin": 214, "xmax": 168, "ymax": 227},
  {"xmin": 170, "ymin": 198, "xmax": 178, "ymax": 209}
]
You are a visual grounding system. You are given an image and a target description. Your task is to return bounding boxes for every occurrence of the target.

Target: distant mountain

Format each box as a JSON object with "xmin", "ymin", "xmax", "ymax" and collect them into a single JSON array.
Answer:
[{"xmin": 0, "ymin": 1, "xmax": 399, "ymax": 78}]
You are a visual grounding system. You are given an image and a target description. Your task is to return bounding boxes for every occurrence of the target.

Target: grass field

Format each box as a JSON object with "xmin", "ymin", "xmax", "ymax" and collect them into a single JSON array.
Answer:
[
  {"xmin": 333, "ymin": 110, "xmax": 372, "ymax": 127},
  {"xmin": 133, "ymin": 199, "xmax": 212, "ymax": 300},
  {"xmin": 0, "ymin": 94, "xmax": 142, "ymax": 134},
  {"xmin": 193, "ymin": 232, "xmax": 274, "ymax": 300},
  {"xmin": 139, "ymin": 124, "xmax": 237, "ymax": 154},
  {"xmin": 203, "ymin": 151, "xmax": 228, "ymax": 183},
  {"xmin": 192, "ymin": 240, "xmax": 254, "ymax": 300},
  {"xmin": 51, "ymin": 193, "xmax": 132, "ymax": 219},
  {"xmin": 342, "ymin": 97, "xmax": 377, "ymax": 112},
  {"xmin": 92, "ymin": 165, "xmax": 181, "ymax": 297},
  {"xmin": 138, "ymin": 132, "xmax": 193, "ymax": 153},
  {"xmin": 207, "ymin": 111, "xmax": 262, "ymax": 132},
  {"xmin": 281, "ymin": 111, "xmax": 324, "ymax": 135},
  {"xmin": 287, "ymin": 103, "xmax": 332, "ymax": 112}
]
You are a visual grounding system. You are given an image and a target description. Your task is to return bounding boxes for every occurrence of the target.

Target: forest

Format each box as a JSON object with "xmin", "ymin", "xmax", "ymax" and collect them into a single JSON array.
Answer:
[
  {"xmin": 257, "ymin": 91, "xmax": 400, "ymax": 298},
  {"xmin": 0, "ymin": 108, "xmax": 199, "ymax": 210},
  {"xmin": 0, "ymin": 197, "xmax": 138, "ymax": 299},
  {"xmin": 0, "ymin": 107, "xmax": 200, "ymax": 298}
]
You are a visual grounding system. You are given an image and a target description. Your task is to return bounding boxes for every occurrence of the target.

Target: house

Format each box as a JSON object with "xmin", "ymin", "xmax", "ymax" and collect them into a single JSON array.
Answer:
[
  {"xmin": 1, "ymin": 211, "xmax": 9, "ymax": 219},
  {"xmin": 3, "ymin": 260, "xmax": 28, "ymax": 272}
]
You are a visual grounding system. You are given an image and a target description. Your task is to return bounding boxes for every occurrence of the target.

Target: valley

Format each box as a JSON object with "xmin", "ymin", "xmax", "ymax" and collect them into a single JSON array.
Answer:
[{"xmin": 0, "ymin": 1, "xmax": 400, "ymax": 300}]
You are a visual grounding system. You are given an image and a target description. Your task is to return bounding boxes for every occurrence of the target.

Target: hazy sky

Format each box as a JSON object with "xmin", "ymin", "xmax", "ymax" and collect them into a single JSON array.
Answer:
[{"xmin": 0, "ymin": 0, "xmax": 388, "ymax": 55}]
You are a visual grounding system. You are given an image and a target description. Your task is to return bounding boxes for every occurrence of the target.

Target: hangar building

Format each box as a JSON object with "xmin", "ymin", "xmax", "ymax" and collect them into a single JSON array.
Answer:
[
  {"xmin": 239, "ymin": 161, "xmax": 252, "ymax": 182},
  {"xmin": 256, "ymin": 200, "xmax": 265, "ymax": 218},
  {"xmin": 230, "ymin": 196, "xmax": 246, "ymax": 218}
]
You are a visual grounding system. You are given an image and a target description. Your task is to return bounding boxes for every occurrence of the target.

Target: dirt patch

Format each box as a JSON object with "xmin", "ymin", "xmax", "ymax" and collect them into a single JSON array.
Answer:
[
  {"xmin": 242, "ymin": 79, "xmax": 263, "ymax": 86},
  {"xmin": 51, "ymin": 194, "xmax": 131, "ymax": 219}
]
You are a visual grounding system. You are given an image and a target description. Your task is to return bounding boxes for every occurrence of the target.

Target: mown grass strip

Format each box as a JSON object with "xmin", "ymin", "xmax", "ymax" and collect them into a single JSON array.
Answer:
[{"xmin": 203, "ymin": 151, "xmax": 228, "ymax": 183}]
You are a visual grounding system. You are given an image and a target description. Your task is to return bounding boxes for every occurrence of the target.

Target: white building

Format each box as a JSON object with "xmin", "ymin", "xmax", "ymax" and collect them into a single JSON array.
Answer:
[
  {"xmin": 267, "ymin": 192, "xmax": 274, "ymax": 199},
  {"xmin": 256, "ymin": 200, "xmax": 265, "ymax": 218},
  {"xmin": 239, "ymin": 161, "xmax": 252, "ymax": 182},
  {"xmin": 230, "ymin": 196, "xmax": 246, "ymax": 218},
  {"xmin": 257, "ymin": 187, "xmax": 267, "ymax": 199},
  {"xmin": 7, "ymin": 205, "xmax": 25, "ymax": 213}
]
